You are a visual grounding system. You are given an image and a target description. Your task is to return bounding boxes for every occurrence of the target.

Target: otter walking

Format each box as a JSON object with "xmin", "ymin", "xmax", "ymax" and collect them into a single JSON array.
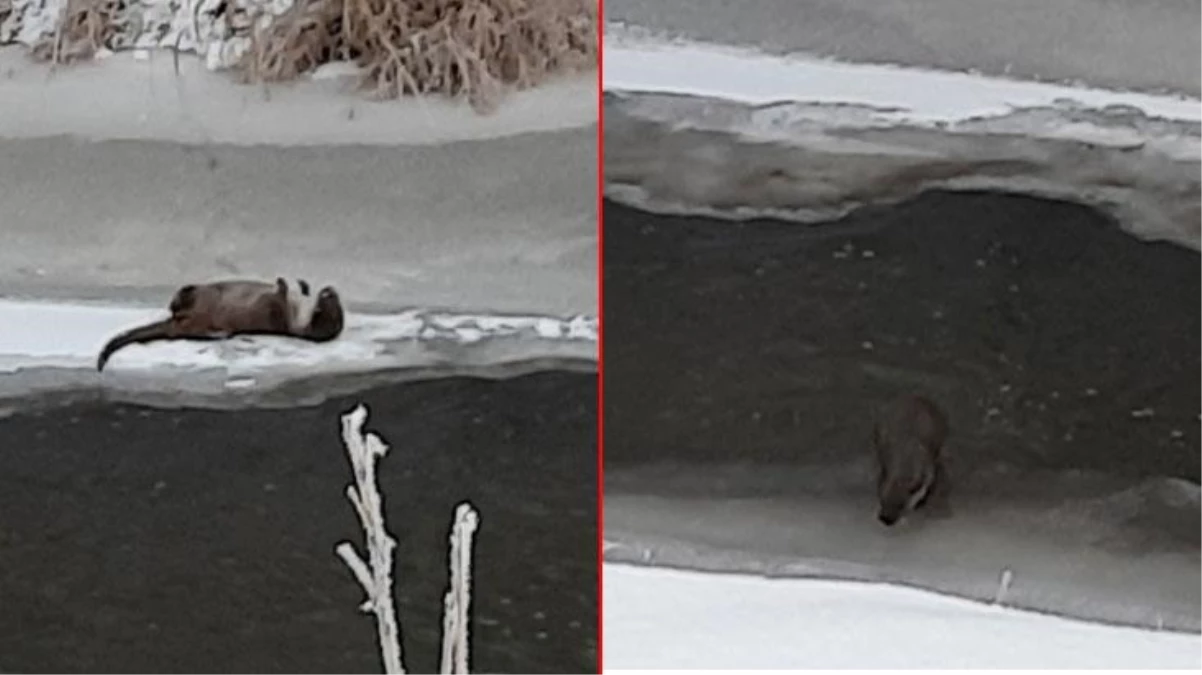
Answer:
[
  {"xmin": 872, "ymin": 393, "xmax": 950, "ymax": 526},
  {"xmin": 96, "ymin": 277, "xmax": 344, "ymax": 372}
]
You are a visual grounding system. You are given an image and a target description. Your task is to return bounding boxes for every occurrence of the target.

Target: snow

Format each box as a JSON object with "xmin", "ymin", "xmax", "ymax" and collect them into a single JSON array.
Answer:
[
  {"xmin": 0, "ymin": 298, "xmax": 596, "ymax": 374},
  {"xmin": 6, "ymin": 0, "xmax": 307, "ymax": 71},
  {"xmin": 603, "ymin": 563, "xmax": 1202, "ymax": 670},
  {"xmin": 603, "ymin": 29, "xmax": 1201, "ymax": 125},
  {"xmin": 602, "ymin": 28, "xmax": 1200, "ymax": 251},
  {"xmin": 0, "ymin": 47, "xmax": 596, "ymax": 146}
]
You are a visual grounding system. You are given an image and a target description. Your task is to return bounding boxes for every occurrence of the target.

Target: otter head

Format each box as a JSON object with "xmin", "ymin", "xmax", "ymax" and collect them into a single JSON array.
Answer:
[
  {"xmin": 306, "ymin": 286, "xmax": 345, "ymax": 342},
  {"xmin": 877, "ymin": 496, "xmax": 905, "ymax": 526},
  {"xmin": 876, "ymin": 466, "xmax": 933, "ymax": 527}
]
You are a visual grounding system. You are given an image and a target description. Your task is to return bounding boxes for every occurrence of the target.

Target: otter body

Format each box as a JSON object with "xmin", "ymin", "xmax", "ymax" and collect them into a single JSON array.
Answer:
[
  {"xmin": 96, "ymin": 277, "xmax": 344, "ymax": 371},
  {"xmin": 872, "ymin": 393, "xmax": 949, "ymax": 526}
]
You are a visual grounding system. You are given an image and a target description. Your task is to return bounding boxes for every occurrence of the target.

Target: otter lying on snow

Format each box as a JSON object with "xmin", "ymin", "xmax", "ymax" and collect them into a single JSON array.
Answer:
[
  {"xmin": 872, "ymin": 393, "xmax": 951, "ymax": 526},
  {"xmin": 96, "ymin": 277, "xmax": 345, "ymax": 372}
]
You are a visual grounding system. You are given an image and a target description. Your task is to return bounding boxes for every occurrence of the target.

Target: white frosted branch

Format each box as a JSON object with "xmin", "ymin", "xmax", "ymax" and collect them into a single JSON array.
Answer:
[
  {"xmin": 994, "ymin": 566, "xmax": 1014, "ymax": 605},
  {"xmin": 337, "ymin": 404, "xmax": 482, "ymax": 674},
  {"xmin": 440, "ymin": 502, "xmax": 480, "ymax": 675},
  {"xmin": 337, "ymin": 404, "xmax": 405, "ymax": 675},
  {"xmin": 346, "ymin": 484, "xmax": 375, "ymax": 532},
  {"xmin": 334, "ymin": 542, "xmax": 375, "ymax": 601}
]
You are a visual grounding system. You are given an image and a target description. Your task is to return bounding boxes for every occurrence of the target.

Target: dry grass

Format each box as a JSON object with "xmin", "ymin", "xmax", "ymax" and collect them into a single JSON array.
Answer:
[
  {"xmin": 243, "ymin": 0, "xmax": 597, "ymax": 111},
  {"xmin": 19, "ymin": 0, "xmax": 597, "ymax": 112},
  {"xmin": 27, "ymin": 0, "xmax": 132, "ymax": 64}
]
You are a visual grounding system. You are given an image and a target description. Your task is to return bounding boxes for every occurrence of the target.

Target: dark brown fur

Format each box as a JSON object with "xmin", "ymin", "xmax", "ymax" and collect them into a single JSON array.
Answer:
[
  {"xmin": 872, "ymin": 394, "xmax": 950, "ymax": 526},
  {"xmin": 96, "ymin": 278, "xmax": 345, "ymax": 372}
]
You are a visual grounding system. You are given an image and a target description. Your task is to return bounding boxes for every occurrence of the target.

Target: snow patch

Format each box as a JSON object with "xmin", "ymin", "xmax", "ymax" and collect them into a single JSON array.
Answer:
[
  {"xmin": 1, "ymin": 0, "xmax": 298, "ymax": 71},
  {"xmin": 0, "ymin": 298, "xmax": 596, "ymax": 374},
  {"xmin": 603, "ymin": 563, "xmax": 1202, "ymax": 669},
  {"xmin": 603, "ymin": 26, "xmax": 1201, "ymax": 124},
  {"xmin": 0, "ymin": 46, "xmax": 597, "ymax": 145}
]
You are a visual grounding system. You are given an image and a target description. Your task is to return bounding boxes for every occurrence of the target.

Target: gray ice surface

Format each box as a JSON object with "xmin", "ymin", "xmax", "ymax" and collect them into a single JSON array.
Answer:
[
  {"xmin": 605, "ymin": 0, "xmax": 1201, "ymax": 96},
  {"xmin": 605, "ymin": 461, "xmax": 1200, "ymax": 634},
  {"xmin": 0, "ymin": 131, "xmax": 595, "ymax": 318},
  {"xmin": 604, "ymin": 93, "xmax": 1200, "ymax": 252}
]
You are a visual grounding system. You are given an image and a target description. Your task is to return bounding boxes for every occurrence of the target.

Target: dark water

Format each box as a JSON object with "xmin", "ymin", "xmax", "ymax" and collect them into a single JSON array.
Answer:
[
  {"xmin": 603, "ymin": 191, "xmax": 1200, "ymax": 482},
  {"xmin": 0, "ymin": 371, "xmax": 597, "ymax": 674}
]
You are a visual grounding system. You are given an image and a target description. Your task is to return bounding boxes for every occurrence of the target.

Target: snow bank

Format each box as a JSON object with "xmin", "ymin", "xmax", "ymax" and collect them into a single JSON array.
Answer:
[
  {"xmin": 0, "ymin": 298, "xmax": 596, "ymax": 375},
  {"xmin": 0, "ymin": 46, "xmax": 596, "ymax": 145},
  {"xmin": 2, "ymin": 0, "xmax": 291, "ymax": 71},
  {"xmin": 604, "ymin": 460, "xmax": 1201, "ymax": 634},
  {"xmin": 604, "ymin": 28, "xmax": 1200, "ymax": 124},
  {"xmin": 603, "ymin": 563, "xmax": 1202, "ymax": 670},
  {"xmin": 602, "ymin": 26, "xmax": 1201, "ymax": 251}
]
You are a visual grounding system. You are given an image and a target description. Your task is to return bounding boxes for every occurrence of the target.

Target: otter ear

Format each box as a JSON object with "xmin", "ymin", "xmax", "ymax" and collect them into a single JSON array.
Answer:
[{"xmin": 275, "ymin": 277, "xmax": 287, "ymax": 293}]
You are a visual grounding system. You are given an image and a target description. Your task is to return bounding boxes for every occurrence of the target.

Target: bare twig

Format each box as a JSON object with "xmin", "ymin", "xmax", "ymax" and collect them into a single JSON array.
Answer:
[
  {"xmin": 336, "ymin": 404, "xmax": 405, "ymax": 674},
  {"xmin": 336, "ymin": 404, "xmax": 482, "ymax": 675},
  {"xmin": 440, "ymin": 503, "xmax": 479, "ymax": 675},
  {"xmin": 993, "ymin": 567, "xmax": 1014, "ymax": 605}
]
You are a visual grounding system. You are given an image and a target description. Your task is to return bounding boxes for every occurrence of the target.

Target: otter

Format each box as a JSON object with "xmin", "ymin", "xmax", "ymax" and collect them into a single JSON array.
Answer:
[
  {"xmin": 282, "ymin": 277, "xmax": 320, "ymax": 332},
  {"xmin": 872, "ymin": 393, "xmax": 950, "ymax": 526},
  {"xmin": 96, "ymin": 277, "xmax": 344, "ymax": 372}
]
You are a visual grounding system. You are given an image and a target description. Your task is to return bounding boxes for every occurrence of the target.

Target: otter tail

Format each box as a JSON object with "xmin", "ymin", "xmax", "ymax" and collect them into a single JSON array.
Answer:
[{"xmin": 96, "ymin": 319, "xmax": 175, "ymax": 372}]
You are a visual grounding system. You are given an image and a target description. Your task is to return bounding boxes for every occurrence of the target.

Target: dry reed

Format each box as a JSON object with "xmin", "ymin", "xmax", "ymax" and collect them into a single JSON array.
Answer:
[{"xmin": 20, "ymin": 0, "xmax": 597, "ymax": 112}]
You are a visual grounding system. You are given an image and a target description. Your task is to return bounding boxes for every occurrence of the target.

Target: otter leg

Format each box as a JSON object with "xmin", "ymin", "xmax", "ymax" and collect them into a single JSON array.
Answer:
[
  {"xmin": 912, "ymin": 468, "xmax": 936, "ymax": 510},
  {"xmin": 266, "ymin": 293, "xmax": 292, "ymax": 333},
  {"xmin": 919, "ymin": 461, "xmax": 953, "ymax": 518}
]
